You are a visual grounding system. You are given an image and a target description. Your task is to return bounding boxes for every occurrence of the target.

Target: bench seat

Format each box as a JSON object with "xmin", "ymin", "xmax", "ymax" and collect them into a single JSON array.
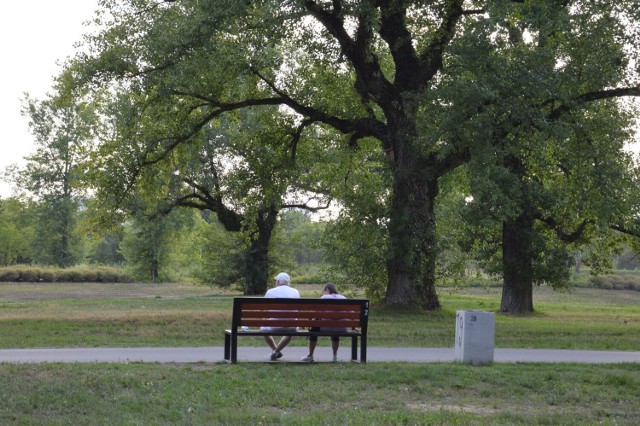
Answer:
[{"xmin": 224, "ymin": 297, "xmax": 369, "ymax": 363}]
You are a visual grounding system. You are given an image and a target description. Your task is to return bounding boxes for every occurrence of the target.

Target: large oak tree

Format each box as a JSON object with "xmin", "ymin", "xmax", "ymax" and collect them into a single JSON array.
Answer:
[{"xmin": 458, "ymin": 1, "xmax": 640, "ymax": 313}]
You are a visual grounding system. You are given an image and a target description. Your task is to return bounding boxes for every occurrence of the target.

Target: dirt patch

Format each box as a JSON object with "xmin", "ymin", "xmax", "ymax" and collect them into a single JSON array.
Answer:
[
  {"xmin": 0, "ymin": 282, "xmax": 219, "ymax": 300},
  {"xmin": 407, "ymin": 402, "xmax": 498, "ymax": 415}
]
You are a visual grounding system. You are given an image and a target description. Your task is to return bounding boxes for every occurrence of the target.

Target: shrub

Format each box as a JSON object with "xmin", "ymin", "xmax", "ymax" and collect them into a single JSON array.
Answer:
[
  {"xmin": 95, "ymin": 266, "xmax": 119, "ymax": 283},
  {"xmin": 589, "ymin": 275, "xmax": 640, "ymax": 291},
  {"xmin": 57, "ymin": 269, "xmax": 83, "ymax": 283},
  {"xmin": 18, "ymin": 268, "xmax": 39, "ymax": 282},
  {"xmin": 0, "ymin": 268, "xmax": 20, "ymax": 282},
  {"xmin": 81, "ymin": 269, "xmax": 99, "ymax": 283},
  {"xmin": 0, "ymin": 266, "xmax": 132, "ymax": 283},
  {"xmin": 38, "ymin": 269, "xmax": 57, "ymax": 282}
]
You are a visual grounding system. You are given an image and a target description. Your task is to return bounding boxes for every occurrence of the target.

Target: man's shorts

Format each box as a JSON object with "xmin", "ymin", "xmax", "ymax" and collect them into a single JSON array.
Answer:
[{"xmin": 308, "ymin": 327, "xmax": 347, "ymax": 342}]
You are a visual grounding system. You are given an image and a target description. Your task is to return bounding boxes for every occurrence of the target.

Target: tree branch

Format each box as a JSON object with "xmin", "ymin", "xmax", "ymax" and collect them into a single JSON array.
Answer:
[
  {"xmin": 548, "ymin": 86, "xmax": 640, "ymax": 120},
  {"xmin": 377, "ymin": 1, "xmax": 421, "ymax": 91},
  {"xmin": 290, "ymin": 119, "xmax": 315, "ymax": 163},
  {"xmin": 283, "ymin": 199, "xmax": 332, "ymax": 212},
  {"xmin": 610, "ymin": 224, "xmax": 640, "ymax": 239},
  {"xmin": 418, "ymin": 0, "xmax": 465, "ymax": 83},
  {"xmin": 179, "ymin": 176, "xmax": 244, "ymax": 232},
  {"xmin": 252, "ymin": 69, "xmax": 387, "ymax": 140},
  {"xmin": 140, "ymin": 94, "xmax": 286, "ymax": 167},
  {"xmin": 534, "ymin": 212, "xmax": 591, "ymax": 243},
  {"xmin": 304, "ymin": 0, "xmax": 394, "ymax": 107}
]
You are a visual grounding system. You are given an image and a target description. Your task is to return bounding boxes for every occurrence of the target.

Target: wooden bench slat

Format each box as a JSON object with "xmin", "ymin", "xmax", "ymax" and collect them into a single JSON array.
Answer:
[
  {"xmin": 241, "ymin": 320, "xmax": 360, "ymax": 328},
  {"xmin": 227, "ymin": 329, "xmax": 361, "ymax": 336},
  {"xmin": 242, "ymin": 303, "xmax": 363, "ymax": 312},
  {"xmin": 241, "ymin": 311, "xmax": 361, "ymax": 320}
]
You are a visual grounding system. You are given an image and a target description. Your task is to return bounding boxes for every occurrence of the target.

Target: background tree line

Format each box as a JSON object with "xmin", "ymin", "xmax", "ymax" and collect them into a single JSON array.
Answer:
[
  {"xmin": 0, "ymin": 195, "xmax": 330, "ymax": 284},
  {"xmin": 2, "ymin": 0, "xmax": 640, "ymax": 314},
  {"xmin": 2, "ymin": 194, "xmax": 639, "ymax": 282}
]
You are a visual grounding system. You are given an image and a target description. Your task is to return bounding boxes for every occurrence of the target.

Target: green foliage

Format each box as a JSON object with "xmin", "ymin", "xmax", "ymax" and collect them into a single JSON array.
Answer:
[
  {"xmin": 0, "ymin": 198, "xmax": 35, "ymax": 266},
  {"xmin": 270, "ymin": 209, "xmax": 327, "ymax": 275},
  {"xmin": 189, "ymin": 212, "xmax": 245, "ymax": 288},
  {"xmin": 56, "ymin": 0, "xmax": 640, "ymax": 310},
  {"xmin": 0, "ymin": 219, "xmax": 26, "ymax": 267},
  {"xmin": 5, "ymin": 92, "xmax": 100, "ymax": 268},
  {"xmin": 616, "ymin": 248, "xmax": 640, "ymax": 270},
  {"xmin": 434, "ymin": 170, "xmax": 480, "ymax": 286},
  {"xmin": 29, "ymin": 196, "xmax": 84, "ymax": 268},
  {"xmin": 315, "ymin": 139, "xmax": 390, "ymax": 300},
  {"xmin": 119, "ymin": 207, "xmax": 196, "ymax": 282},
  {"xmin": 86, "ymin": 230, "xmax": 125, "ymax": 266},
  {"xmin": 433, "ymin": 0, "xmax": 640, "ymax": 307},
  {"xmin": 323, "ymin": 218, "xmax": 388, "ymax": 301}
]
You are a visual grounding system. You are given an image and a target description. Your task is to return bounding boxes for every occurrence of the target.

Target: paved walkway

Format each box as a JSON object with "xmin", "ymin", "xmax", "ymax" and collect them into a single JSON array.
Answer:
[{"xmin": 1, "ymin": 346, "xmax": 639, "ymax": 364}]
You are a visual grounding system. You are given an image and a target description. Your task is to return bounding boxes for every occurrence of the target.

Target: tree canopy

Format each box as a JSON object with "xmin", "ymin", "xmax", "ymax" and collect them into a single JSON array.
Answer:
[{"xmin": 58, "ymin": 0, "xmax": 640, "ymax": 309}]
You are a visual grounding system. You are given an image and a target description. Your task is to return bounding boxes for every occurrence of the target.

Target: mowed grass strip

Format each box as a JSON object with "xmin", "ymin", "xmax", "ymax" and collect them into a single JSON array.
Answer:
[
  {"xmin": 0, "ymin": 283, "xmax": 639, "ymax": 349},
  {"xmin": 0, "ymin": 362, "xmax": 638, "ymax": 425}
]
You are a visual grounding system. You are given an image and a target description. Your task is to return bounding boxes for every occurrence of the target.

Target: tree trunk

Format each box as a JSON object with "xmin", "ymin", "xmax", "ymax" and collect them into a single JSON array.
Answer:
[
  {"xmin": 500, "ymin": 212, "xmax": 535, "ymax": 314},
  {"xmin": 384, "ymin": 139, "xmax": 441, "ymax": 310},
  {"xmin": 242, "ymin": 203, "xmax": 279, "ymax": 295},
  {"xmin": 59, "ymin": 198, "xmax": 75, "ymax": 269},
  {"xmin": 150, "ymin": 259, "xmax": 159, "ymax": 281},
  {"xmin": 500, "ymin": 154, "xmax": 535, "ymax": 314}
]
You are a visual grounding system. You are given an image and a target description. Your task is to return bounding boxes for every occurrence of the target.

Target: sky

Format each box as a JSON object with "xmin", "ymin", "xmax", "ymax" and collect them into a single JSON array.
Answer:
[{"xmin": 0, "ymin": 1, "xmax": 100, "ymax": 197}]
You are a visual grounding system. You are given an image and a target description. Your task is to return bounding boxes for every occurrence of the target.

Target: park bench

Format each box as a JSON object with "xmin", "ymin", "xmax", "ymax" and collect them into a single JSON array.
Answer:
[{"xmin": 224, "ymin": 297, "xmax": 369, "ymax": 364}]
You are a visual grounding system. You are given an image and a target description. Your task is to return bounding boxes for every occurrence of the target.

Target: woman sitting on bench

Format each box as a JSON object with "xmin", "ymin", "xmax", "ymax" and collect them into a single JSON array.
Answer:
[{"xmin": 301, "ymin": 283, "xmax": 346, "ymax": 363}]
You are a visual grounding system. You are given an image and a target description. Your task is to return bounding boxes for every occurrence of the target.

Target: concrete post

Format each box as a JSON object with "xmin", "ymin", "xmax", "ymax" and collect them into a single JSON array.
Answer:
[{"xmin": 455, "ymin": 310, "xmax": 495, "ymax": 365}]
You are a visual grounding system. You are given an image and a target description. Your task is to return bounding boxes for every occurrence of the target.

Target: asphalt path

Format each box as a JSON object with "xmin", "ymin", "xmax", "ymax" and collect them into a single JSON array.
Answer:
[{"xmin": 1, "ymin": 346, "xmax": 639, "ymax": 364}]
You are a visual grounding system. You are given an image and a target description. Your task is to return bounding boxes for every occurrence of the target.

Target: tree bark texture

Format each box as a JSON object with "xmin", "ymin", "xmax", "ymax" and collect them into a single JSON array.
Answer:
[
  {"xmin": 500, "ymin": 211, "xmax": 535, "ymax": 314},
  {"xmin": 500, "ymin": 155, "xmax": 535, "ymax": 314},
  {"xmin": 242, "ymin": 203, "xmax": 279, "ymax": 295},
  {"xmin": 150, "ymin": 259, "xmax": 159, "ymax": 281},
  {"xmin": 384, "ymin": 137, "xmax": 441, "ymax": 310}
]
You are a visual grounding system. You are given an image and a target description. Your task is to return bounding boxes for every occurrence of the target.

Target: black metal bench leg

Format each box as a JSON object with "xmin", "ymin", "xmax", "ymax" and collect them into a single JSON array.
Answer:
[
  {"xmin": 351, "ymin": 335, "xmax": 358, "ymax": 362},
  {"xmin": 224, "ymin": 333, "xmax": 230, "ymax": 362},
  {"xmin": 231, "ymin": 333, "xmax": 238, "ymax": 364},
  {"xmin": 361, "ymin": 334, "xmax": 367, "ymax": 364}
]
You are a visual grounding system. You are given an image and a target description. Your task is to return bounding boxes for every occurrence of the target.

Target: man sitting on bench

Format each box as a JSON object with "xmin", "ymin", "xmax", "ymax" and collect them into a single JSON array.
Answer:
[{"xmin": 262, "ymin": 272, "xmax": 300, "ymax": 361}]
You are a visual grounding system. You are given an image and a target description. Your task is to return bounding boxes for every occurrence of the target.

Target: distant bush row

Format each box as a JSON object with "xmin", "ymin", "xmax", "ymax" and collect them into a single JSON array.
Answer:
[
  {"xmin": 0, "ymin": 266, "xmax": 132, "ymax": 283},
  {"xmin": 588, "ymin": 275, "xmax": 640, "ymax": 291}
]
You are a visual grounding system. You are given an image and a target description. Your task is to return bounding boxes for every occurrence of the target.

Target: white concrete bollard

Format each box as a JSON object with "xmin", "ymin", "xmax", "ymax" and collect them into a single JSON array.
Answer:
[{"xmin": 455, "ymin": 310, "xmax": 495, "ymax": 365}]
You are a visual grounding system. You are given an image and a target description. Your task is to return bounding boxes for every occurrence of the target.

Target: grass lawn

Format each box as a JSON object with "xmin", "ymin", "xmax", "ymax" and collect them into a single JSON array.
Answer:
[
  {"xmin": 0, "ymin": 282, "xmax": 639, "ymax": 424},
  {"xmin": 0, "ymin": 362, "xmax": 638, "ymax": 425},
  {"xmin": 0, "ymin": 282, "xmax": 638, "ymax": 350}
]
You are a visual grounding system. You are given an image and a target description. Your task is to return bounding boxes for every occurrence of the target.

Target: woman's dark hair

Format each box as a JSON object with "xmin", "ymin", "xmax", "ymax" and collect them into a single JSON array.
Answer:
[{"xmin": 324, "ymin": 283, "xmax": 339, "ymax": 294}]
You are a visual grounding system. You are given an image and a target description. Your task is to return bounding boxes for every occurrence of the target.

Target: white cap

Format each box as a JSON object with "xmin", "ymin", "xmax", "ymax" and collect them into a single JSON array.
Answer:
[{"xmin": 274, "ymin": 272, "xmax": 290, "ymax": 284}]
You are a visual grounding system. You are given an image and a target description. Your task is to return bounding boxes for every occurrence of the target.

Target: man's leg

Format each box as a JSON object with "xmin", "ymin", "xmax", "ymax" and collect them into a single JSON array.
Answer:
[
  {"xmin": 331, "ymin": 338, "xmax": 340, "ymax": 356},
  {"xmin": 331, "ymin": 337, "xmax": 340, "ymax": 362},
  {"xmin": 274, "ymin": 336, "xmax": 292, "ymax": 352},
  {"xmin": 264, "ymin": 335, "xmax": 277, "ymax": 351},
  {"xmin": 308, "ymin": 339, "xmax": 318, "ymax": 357},
  {"xmin": 302, "ymin": 336, "xmax": 317, "ymax": 362}
]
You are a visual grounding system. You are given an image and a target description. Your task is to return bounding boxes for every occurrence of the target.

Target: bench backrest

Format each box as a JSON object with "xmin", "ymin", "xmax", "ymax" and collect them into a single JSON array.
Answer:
[{"xmin": 231, "ymin": 297, "xmax": 369, "ymax": 331}]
